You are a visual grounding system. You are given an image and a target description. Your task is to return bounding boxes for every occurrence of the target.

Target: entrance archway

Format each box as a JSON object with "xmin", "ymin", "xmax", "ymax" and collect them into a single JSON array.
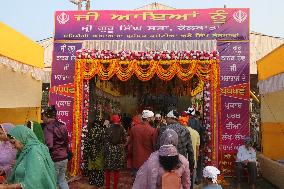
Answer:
[{"xmin": 70, "ymin": 49, "xmax": 221, "ymax": 175}]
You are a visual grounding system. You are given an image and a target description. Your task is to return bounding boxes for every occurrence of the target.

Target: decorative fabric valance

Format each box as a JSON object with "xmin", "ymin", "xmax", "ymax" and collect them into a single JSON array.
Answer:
[
  {"xmin": 83, "ymin": 40, "xmax": 217, "ymax": 52},
  {"xmin": 0, "ymin": 55, "xmax": 45, "ymax": 81},
  {"xmin": 258, "ymin": 72, "xmax": 284, "ymax": 94}
]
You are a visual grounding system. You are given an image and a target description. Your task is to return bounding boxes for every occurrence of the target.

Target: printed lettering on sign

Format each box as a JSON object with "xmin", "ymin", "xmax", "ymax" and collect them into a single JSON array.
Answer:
[
  {"xmin": 57, "ymin": 111, "xmax": 69, "ymax": 117},
  {"xmin": 55, "ymin": 9, "xmax": 249, "ymax": 40},
  {"xmin": 82, "ymin": 25, "xmax": 93, "ymax": 33},
  {"xmin": 210, "ymin": 10, "xmax": 228, "ymax": 24},
  {"xmin": 225, "ymin": 122, "xmax": 241, "ymax": 130},
  {"xmin": 98, "ymin": 26, "xmax": 114, "ymax": 33},
  {"xmin": 56, "ymin": 100, "xmax": 72, "ymax": 108},
  {"xmin": 74, "ymin": 12, "xmax": 100, "ymax": 21},
  {"xmin": 226, "ymin": 114, "xmax": 241, "ymax": 119},
  {"xmin": 52, "ymin": 9, "xmax": 249, "ymax": 176}
]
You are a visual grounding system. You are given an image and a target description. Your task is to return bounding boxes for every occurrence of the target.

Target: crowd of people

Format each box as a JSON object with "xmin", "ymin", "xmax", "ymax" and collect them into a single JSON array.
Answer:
[
  {"xmin": 129, "ymin": 108, "xmax": 224, "ymax": 189},
  {"xmin": 0, "ymin": 105, "xmax": 69, "ymax": 189},
  {"xmin": 84, "ymin": 106, "xmax": 225, "ymax": 189},
  {"xmin": 0, "ymin": 105, "xmax": 258, "ymax": 189}
]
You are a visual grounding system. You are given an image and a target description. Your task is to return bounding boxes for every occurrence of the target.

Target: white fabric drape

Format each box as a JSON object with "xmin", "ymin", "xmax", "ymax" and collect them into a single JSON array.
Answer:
[
  {"xmin": 258, "ymin": 73, "xmax": 284, "ymax": 94},
  {"xmin": 250, "ymin": 32, "xmax": 284, "ymax": 74},
  {"xmin": 0, "ymin": 55, "xmax": 45, "ymax": 81},
  {"xmin": 83, "ymin": 40, "xmax": 217, "ymax": 51}
]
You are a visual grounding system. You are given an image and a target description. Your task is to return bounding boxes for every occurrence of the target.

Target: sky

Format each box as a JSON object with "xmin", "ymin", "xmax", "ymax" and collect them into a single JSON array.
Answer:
[{"xmin": 0, "ymin": 0, "xmax": 283, "ymax": 41}]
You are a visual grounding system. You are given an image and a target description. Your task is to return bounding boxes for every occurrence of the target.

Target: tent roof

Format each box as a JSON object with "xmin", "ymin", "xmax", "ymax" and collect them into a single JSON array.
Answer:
[
  {"xmin": 0, "ymin": 22, "xmax": 44, "ymax": 68},
  {"xmin": 257, "ymin": 43, "xmax": 284, "ymax": 81},
  {"xmin": 135, "ymin": 2, "xmax": 175, "ymax": 10}
]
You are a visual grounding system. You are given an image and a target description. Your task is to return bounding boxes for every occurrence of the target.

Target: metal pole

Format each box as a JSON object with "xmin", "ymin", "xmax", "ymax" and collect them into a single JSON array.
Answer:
[
  {"xmin": 78, "ymin": 2, "xmax": 82, "ymax": 10},
  {"xmin": 86, "ymin": 0, "xmax": 90, "ymax": 10}
]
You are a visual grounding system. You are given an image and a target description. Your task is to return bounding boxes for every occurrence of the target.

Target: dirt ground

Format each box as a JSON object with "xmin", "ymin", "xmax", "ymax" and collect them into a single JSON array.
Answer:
[{"xmin": 69, "ymin": 170, "xmax": 278, "ymax": 189}]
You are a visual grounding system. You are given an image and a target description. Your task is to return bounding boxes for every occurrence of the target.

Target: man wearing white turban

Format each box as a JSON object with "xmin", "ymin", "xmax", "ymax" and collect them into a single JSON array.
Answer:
[
  {"xmin": 203, "ymin": 166, "xmax": 222, "ymax": 189},
  {"xmin": 141, "ymin": 110, "xmax": 155, "ymax": 119},
  {"xmin": 128, "ymin": 110, "xmax": 157, "ymax": 179}
]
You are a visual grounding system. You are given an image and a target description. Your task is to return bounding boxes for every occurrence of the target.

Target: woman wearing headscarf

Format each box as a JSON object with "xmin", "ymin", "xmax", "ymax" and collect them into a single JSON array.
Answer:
[
  {"xmin": 0, "ymin": 126, "xmax": 56, "ymax": 189},
  {"xmin": 87, "ymin": 115, "xmax": 106, "ymax": 188},
  {"xmin": 202, "ymin": 166, "xmax": 222, "ymax": 189},
  {"xmin": 0, "ymin": 123, "xmax": 17, "ymax": 178},
  {"xmin": 133, "ymin": 129, "xmax": 190, "ymax": 189},
  {"xmin": 104, "ymin": 115, "xmax": 126, "ymax": 189},
  {"xmin": 26, "ymin": 121, "xmax": 45, "ymax": 144}
]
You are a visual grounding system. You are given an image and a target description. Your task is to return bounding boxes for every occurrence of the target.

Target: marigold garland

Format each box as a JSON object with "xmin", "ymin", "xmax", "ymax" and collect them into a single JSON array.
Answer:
[
  {"xmin": 70, "ymin": 58, "xmax": 84, "ymax": 176},
  {"xmin": 211, "ymin": 63, "xmax": 218, "ymax": 165},
  {"xmin": 78, "ymin": 59, "xmax": 218, "ymax": 82},
  {"xmin": 70, "ymin": 50, "xmax": 221, "ymax": 176},
  {"xmin": 116, "ymin": 60, "xmax": 135, "ymax": 81},
  {"xmin": 191, "ymin": 80, "xmax": 204, "ymax": 97}
]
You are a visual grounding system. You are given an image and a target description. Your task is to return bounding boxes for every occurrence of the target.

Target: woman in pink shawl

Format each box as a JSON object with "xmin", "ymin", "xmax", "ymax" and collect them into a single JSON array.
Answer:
[
  {"xmin": 132, "ymin": 129, "xmax": 190, "ymax": 189},
  {"xmin": 0, "ymin": 123, "xmax": 17, "ymax": 178}
]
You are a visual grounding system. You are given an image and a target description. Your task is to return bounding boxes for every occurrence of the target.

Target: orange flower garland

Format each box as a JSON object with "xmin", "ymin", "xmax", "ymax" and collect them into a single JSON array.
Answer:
[
  {"xmin": 176, "ymin": 60, "xmax": 197, "ymax": 81},
  {"xmin": 70, "ymin": 52, "xmax": 221, "ymax": 176},
  {"xmin": 134, "ymin": 60, "xmax": 158, "ymax": 81},
  {"xmin": 156, "ymin": 61, "xmax": 177, "ymax": 81},
  {"xmin": 70, "ymin": 58, "xmax": 84, "ymax": 176},
  {"xmin": 78, "ymin": 59, "xmax": 218, "ymax": 82},
  {"xmin": 191, "ymin": 80, "xmax": 204, "ymax": 97},
  {"xmin": 116, "ymin": 60, "xmax": 136, "ymax": 81}
]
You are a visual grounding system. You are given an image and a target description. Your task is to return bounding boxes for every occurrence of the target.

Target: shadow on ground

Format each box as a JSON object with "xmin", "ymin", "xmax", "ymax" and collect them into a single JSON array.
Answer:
[{"xmin": 69, "ymin": 170, "xmax": 278, "ymax": 189}]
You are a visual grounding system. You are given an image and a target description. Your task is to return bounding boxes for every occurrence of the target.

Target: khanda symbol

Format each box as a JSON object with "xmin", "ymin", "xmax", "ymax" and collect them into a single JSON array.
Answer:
[
  {"xmin": 233, "ymin": 10, "xmax": 247, "ymax": 24},
  {"xmin": 57, "ymin": 12, "xmax": 70, "ymax": 25}
]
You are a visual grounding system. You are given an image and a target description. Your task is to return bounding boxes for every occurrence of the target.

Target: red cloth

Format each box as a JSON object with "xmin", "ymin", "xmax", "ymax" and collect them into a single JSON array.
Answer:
[
  {"xmin": 129, "ymin": 122, "xmax": 157, "ymax": 169},
  {"xmin": 181, "ymin": 111, "xmax": 188, "ymax": 117},
  {"xmin": 113, "ymin": 170, "xmax": 119, "ymax": 189},
  {"xmin": 111, "ymin": 115, "xmax": 121, "ymax": 124},
  {"xmin": 178, "ymin": 115, "xmax": 189, "ymax": 126},
  {"xmin": 105, "ymin": 170, "xmax": 120, "ymax": 189},
  {"xmin": 0, "ymin": 176, "xmax": 5, "ymax": 184},
  {"xmin": 126, "ymin": 137, "xmax": 132, "ymax": 169},
  {"xmin": 131, "ymin": 115, "xmax": 142, "ymax": 126},
  {"xmin": 126, "ymin": 115, "xmax": 142, "ymax": 169},
  {"xmin": 105, "ymin": 171, "xmax": 111, "ymax": 189}
]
